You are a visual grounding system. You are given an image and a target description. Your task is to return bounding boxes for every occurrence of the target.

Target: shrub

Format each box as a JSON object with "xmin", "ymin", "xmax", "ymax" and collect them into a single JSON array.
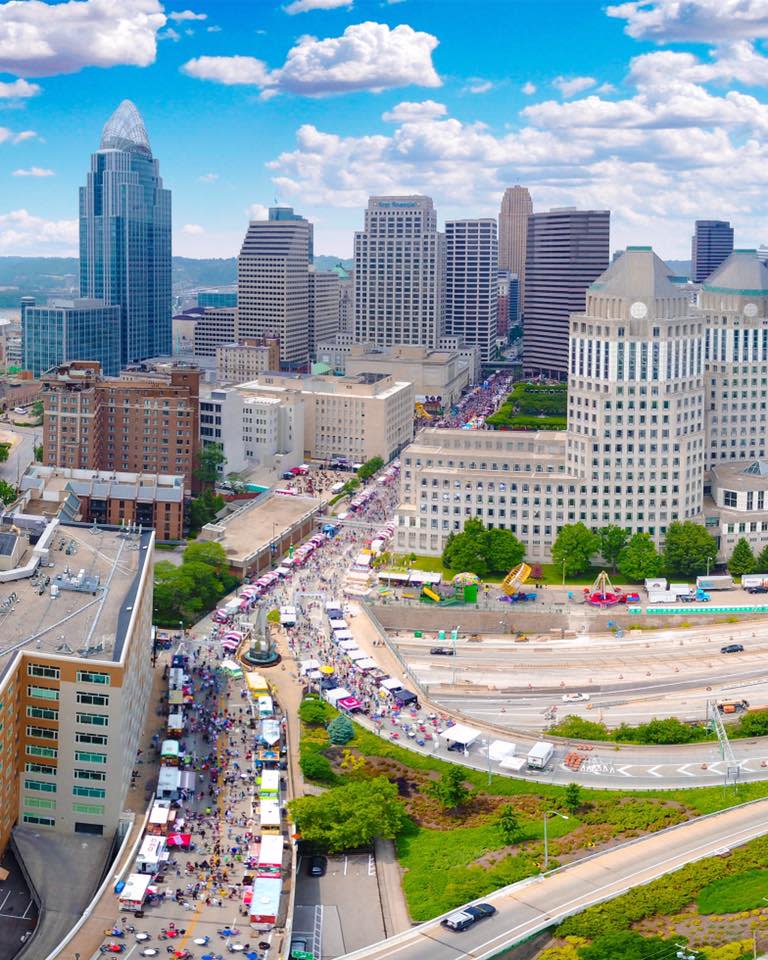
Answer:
[
  {"xmin": 299, "ymin": 698, "xmax": 331, "ymax": 726},
  {"xmin": 299, "ymin": 752, "xmax": 336, "ymax": 784},
  {"xmin": 327, "ymin": 715, "xmax": 355, "ymax": 745}
]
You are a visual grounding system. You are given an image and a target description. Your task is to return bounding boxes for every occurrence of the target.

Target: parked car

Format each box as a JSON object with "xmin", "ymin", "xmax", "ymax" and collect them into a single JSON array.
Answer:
[
  {"xmin": 721, "ymin": 643, "xmax": 745, "ymax": 654},
  {"xmin": 307, "ymin": 855, "xmax": 327, "ymax": 877},
  {"xmin": 747, "ymin": 586, "xmax": 768, "ymax": 594},
  {"xmin": 429, "ymin": 646, "xmax": 454, "ymax": 656},
  {"xmin": 441, "ymin": 902, "xmax": 497, "ymax": 931}
]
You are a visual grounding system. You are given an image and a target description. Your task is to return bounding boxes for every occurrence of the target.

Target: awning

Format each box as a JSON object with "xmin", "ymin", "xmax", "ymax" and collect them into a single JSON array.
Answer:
[
  {"xmin": 355, "ymin": 658, "xmax": 378, "ymax": 670},
  {"xmin": 337, "ymin": 696, "xmax": 363, "ymax": 712},
  {"xmin": 260, "ymin": 719, "xmax": 281, "ymax": 745},
  {"xmin": 329, "ymin": 619, "xmax": 348, "ymax": 630},
  {"xmin": 307, "ymin": 670, "xmax": 322, "ymax": 679},
  {"xmin": 299, "ymin": 659, "xmax": 321, "ymax": 674},
  {"xmin": 166, "ymin": 833, "xmax": 192, "ymax": 848},
  {"xmin": 499, "ymin": 755, "xmax": 527, "ymax": 772},
  {"xmin": 487, "ymin": 740, "xmax": 516, "ymax": 763},
  {"xmin": 333, "ymin": 630, "xmax": 354, "ymax": 641},
  {"xmin": 439, "ymin": 724, "xmax": 481, "ymax": 746},
  {"xmin": 347, "ymin": 649, "xmax": 367, "ymax": 661},
  {"xmin": 408, "ymin": 570, "xmax": 442, "ymax": 584},
  {"xmin": 338, "ymin": 639, "xmax": 359, "ymax": 651},
  {"xmin": 380, "ymin": 678, "xmax": 402, "ymax": 691}
]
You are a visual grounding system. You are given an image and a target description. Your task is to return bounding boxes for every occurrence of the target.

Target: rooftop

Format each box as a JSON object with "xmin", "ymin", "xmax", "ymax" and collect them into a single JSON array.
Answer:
[
  {"xmin": 99, "ymin": 99, "xmax": 152, "ymax": 157},
  {"xmin": 703, "ymin": 250, "xmax": 768, "ymax": 296},
  {"xmin": 589, "ymin": 246, "xmax": 683, "ymax": 302},
  {"xmin": 19, "ymin": 466, "xmax": 184, "ymax": 511},
  {"xmin": 0, "ymin": 521, "xmax": 152, "ymax": 682}
]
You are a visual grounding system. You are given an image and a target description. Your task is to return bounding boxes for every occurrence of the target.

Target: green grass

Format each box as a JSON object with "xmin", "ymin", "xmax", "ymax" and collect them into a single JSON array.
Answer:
[
  {"xmin": 697, "ymin": 868, "xmax": 768, "ymax": 915},
  {"xmin": 401, "ymin": 554, "xmax": 506, "ymax": 583}
]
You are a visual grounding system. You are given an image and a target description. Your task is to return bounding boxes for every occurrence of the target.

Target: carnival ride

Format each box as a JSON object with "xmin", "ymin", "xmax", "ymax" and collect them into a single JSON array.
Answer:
[
  {"xmin": 501, "ymin": 562, "xmax": 532, "ymax": 596},
  {"xmin": 582, "ymin": 570, "xmax": 638, "ymax": 607}
]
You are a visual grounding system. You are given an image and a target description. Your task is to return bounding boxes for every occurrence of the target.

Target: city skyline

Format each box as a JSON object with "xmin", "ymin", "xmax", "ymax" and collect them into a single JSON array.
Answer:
[{"xmin": 0, "ymin": 0, "xmax": 766, "ymax": 260}]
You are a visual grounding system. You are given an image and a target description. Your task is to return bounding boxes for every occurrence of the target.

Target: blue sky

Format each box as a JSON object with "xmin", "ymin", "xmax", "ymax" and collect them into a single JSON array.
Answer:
[{"xmin": 0, "ymin": 0, "xmax": 767, "ymax": 260}]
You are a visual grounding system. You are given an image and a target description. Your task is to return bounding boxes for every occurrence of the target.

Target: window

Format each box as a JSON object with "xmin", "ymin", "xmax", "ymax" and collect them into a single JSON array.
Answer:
[
  {"xmin": 76, "ymin": 671, "xmax": 111, "ymax": 685},
  {"xmin": 26, "ymin": 705, "xmax": 58, "ymax": 721},
  {"xmin": 73, "ymin": 785, "xmax": 106, "ymax": 799},
  {"xmin": 76, "ymin": 692, "xmax": 109, "ymax": 707},
  {"xmin": 74, "ymin": 768, "xmax": 106, "ymax": 782},
  {"xmin": 27, "ymin": 744, "xmax": 57, "ymax": 759},
  {"xmin": 24, "ymin": 778, "xmax": 56, "ymax": 793},
  {"xmin": 27, "ymin": 664, "xmax": 59, "ymax": 680},
  {"xmin": 27, "ymin": 685, "xmax": 59, "ymax": 701},
  {"xmin": 26, "ymin": 725, "xmax": 57, "ymax": 741},
  {"xmin": 724, "ymin": 490, "xmax": 738, "ymax": 508},
  {"xmin": 75, "ymin": 750, "xmax": 107, "ymax": 765},
  {"xmin": 72, "ymin": 803, "xmax": 104, "ymax": 816},
  {"xmin": 25, "ymin": 761, "xmax": 56, "ymax": 774},
  {"xmin": 76, "ymin": 713, "xmax": 108, "ymax": 727},
  {"xmin": 23, "ymin": 796, "xmax": 55, "ymax": 810},
  {"xmin": 75, "ymin": 732, "xmax": 107, "ymax": 746},
  {"xmin": 22, "ymin": 814, "xmax": 55, "ymax": 827}
]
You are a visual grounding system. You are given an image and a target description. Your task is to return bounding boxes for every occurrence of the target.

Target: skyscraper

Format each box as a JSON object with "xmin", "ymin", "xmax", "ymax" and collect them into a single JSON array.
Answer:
[
  {"xmin": 444, "ymin": 219, "xmax": 498, "ymax": 362},
  {"xmin": 79, "ymin": 100, "xmax": 172, "ymax": 367},
  {"xmin": 523, "ymin": 208, "xmax": 610, "ymax": 378},
  {"xmin": 498, "ymin": 186, "xmax": 532, "ymax": 314},
  {"xmin": 691, "ymin": 220, "xmax": 734, "ymax": 283},
  {"xmin": 238, "ymin": 207, "xmax": 313, "ymax": 368},
  {"xmin": 308, "ymin": 270, "xmax": 340, "ymax": 358},
  {"xmin": 354, "ymin": 196, "xmax": 441, "ymax": 349}
]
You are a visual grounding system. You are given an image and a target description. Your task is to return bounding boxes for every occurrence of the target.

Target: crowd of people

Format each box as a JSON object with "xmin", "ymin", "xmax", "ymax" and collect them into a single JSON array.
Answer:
[{"xmin": 433, "ymin": 369, "xmax": 516, "ymax": 429}]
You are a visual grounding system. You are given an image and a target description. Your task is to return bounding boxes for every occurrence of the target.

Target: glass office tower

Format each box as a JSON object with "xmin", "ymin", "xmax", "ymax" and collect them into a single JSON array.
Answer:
[{"xmin": 79, "ymin": 100, "xmax": 172, "ymax": 366}]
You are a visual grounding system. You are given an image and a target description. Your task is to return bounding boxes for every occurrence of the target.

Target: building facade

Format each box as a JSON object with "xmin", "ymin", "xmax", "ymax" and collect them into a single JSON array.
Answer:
[
  {"xmin": 498, "ymin": 186, "xmax": 532, "ymax": 311},
  {"xmin": 237, "ymin": 207, "xmax": 312, "ymax": 368},
  {"xmin": 691, "ymin": 220, "xmax": 734, "ymax": 284},
  {"xmin": 198, "ymin": 291, "xmax": 237, "ymax": 309},
  {"xmin": 216, "ymin": 338, "xmax": 281, "ymax": 384},
  {"xmin": 354, "ymin": 196, "xmax": 441, "ymax": 349},
  {"xmin": 308, "ymin": 271, "xmax": 340, "ymax": 358},
  {"xmin": 41, "ymin": 360, "xmax": 200, "ymax": 495},
  {"xmin": 79, "ymin": 100, "xmax": 172, "ymax": 367},
  {"xmin": 22, "ymin": 298, "xmax": 121, "ymax": 377},
  {"xmin": 444, "ymin": 219, "xmax": 498, "ymax": 362},
  {"xmin": 523, "ymin": 208, "xmax": 610, "ymax": 379},
  {"xmin": 344, "ymin": 343, "xmax": 469, "ymax": 409}
]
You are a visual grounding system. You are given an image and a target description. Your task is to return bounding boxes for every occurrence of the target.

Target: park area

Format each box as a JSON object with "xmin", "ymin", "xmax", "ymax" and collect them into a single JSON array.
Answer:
[{"xmin": 486, "ymin": 382, "xmax": 567, "ymax": 430}]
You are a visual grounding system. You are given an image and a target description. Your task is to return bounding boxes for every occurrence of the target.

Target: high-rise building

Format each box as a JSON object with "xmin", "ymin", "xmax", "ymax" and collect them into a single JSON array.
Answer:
[
  {"xmin": 498, "ymin": 186, "xmax": 533, "ymax": 310},
  {"xmin": 237, "ymin": 207, "xmax": 312, "ymax": 368},
  {"xmin": 354, "ymin": 196, "xmax": 441, "ymax": 349},
  {"xmin": 497, "ymin": 271, "xmax": 520, "ymax": 339},
  {"xmin": 691, "ymin": 220, "xmax": 734, "ymax": 283},
  {"xmin": 79, "ymin": 100, "xmax": 171, "ymax": 367},
  {"xmin": 41, "ymin": 360, "xmax": 201, "ymax": 495},
  {"xmin": 444, "ymin": 219, "xmax": 498, "ymax": 362},
  {"xmin": 22, "ymin": 298, "xmax": 121, "ymax": 377},
  {"xmin": 216, "ymin": 337, "xmax": 281, "ymax": 383},
  {"xmin": 198, "ymin": 291, "xmax": 237, "ymax": 309},
  {"xmin": 308, "ymin": 271, "xmax": 340, "ymax": 358},
  {"xmin": 523, "ymin": 208, "xmax": 610, "ymax": 379}
]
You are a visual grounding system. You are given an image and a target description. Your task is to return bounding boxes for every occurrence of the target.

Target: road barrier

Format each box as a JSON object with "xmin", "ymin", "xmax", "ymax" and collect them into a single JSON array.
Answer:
[{"xmin": 630, "ymin": 605, "xmax": 768, "ymax": 615}]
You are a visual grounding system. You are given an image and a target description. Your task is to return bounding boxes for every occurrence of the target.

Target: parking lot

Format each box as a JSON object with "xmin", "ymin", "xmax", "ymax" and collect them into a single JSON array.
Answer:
[
  {"xmin": 0, "ymin": 851, "xmax": 36, "ymax": 960},
  {"xmin": 293, "ymin": 852, "xmax": 385, "ymax": 959}
]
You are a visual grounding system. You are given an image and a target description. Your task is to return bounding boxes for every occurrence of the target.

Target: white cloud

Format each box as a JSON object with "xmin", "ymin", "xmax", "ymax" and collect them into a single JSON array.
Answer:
[
  {"xmin": 159, "ymin": 27, "xmax": 181, "ymax": 42},
  {"xmin": 182, "ymin": 54, "xmax": 270, "ymax": 85},
  {"xmin": 381, "ymin": 99, "xmax": 446, "ymax": 122},
  {"xmin": 0, "ymin": 79, "xmax": 40, "ymax": 99},
  {"xmin": 596, "ymin": 82, "xmax": 617, "ymax": 94},
  {"xmin": 284, "ymin": 0, "xmax": 352, "ymax": 13},
  {"xmin": 182, "ymin": 223, "xmax": 204, "ymax": 235},
  {"xmin": 12, "ymin": 167, "xmax": 54, "ymax": 176},
  {"xmin": 0, "ymin": 0, "xmax": 167, "ymax": 78},
  {"xmin": 630, "ymin": 41, "xmax": 768, "ymax": 87},
  {"xmin": 198, "ymin": 172, "xmax": 219, "ymax": 182},
  {"xmin": 607, "ymin": 0, "xmax": 768, "ymax": 42},
  {"xmin": 463, "ymin": 78, "xmax": 493, "ymax": 94},
  {"xmin": 552, "ymin": 75, "xmax": 596, "ymax": 97},
  {"xmin": 206, "ymin": 25, "xmax": 221, "ymax": 32},
  {"xmin": 13, "ymin": 130, "xmax": 38, "ymax": 142},
  {"xmin": 168, "ymin": 9, "xmax": 206, "ymax": 21},
  {"xmin": 521, "ymin": 81, "xmax": 537, "ymax": 95},
  {"xmin": 246, "ymin": 203, "xmax": 269, "ymax": 220},
  {"xmin": 0, "ymin": 209, "xmax": 77, "ymax": 254},
  {"xmin": 181, "ymin": 21, "xmax": 440, "ymax": 97}
]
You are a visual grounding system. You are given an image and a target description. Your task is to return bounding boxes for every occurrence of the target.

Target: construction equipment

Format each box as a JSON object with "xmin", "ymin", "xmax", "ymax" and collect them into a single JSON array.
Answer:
[{"xmin": 501, "ymin": 562, "xmax": 531, "ymax": 597}]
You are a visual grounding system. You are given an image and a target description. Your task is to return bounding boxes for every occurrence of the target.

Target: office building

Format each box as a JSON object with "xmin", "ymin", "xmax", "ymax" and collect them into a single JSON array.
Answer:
[
  {"xmin": 498, "ymin": 185, "xmax": 532, "ymax": 310},
  {"xmin": 198, "ymin": 291, "xmax": 237, "ymax": 309},
  {"xmin": 17, "ymin": 465, "xmax": 185, "ymax": 541},
  {"xmin": 523, "ymin": 208, "xmax": 610, "ymax": 379},
  {"xmin": 497, "ymin": 271, "xmax": 520, "ymax": 339},
  {"xmin": 444, "ymin": 219, "xmax": 498, "ymax": 362},
  {"xmin": 308, "ymin": 271, "xmax": 340, "ymax": 358},
  {"xmin": 216, "ymin": 338, "xmax": 281, "ymax": 384},
  {"xmin": 238, "ymin": 207, "xmax": 312, "ymax": 367},
  {"xmin": 80, "ymin": 100, "xmax": 172, "ymax": 366},
  {"xmin": 344, "ymin": 343, "xmax": 470, "ymax": 410},
  {"xmin": 22, "ymin": 298, "xmax": 121, "ymax": 377},
  {"xmin": 354, "ymin": 196, "xmax": 441, "ymax": 349},
  {"xmin": 691, "ymin": 220, "xmax": 734, "ymax": 283},
  {"xmin": 0, "ymin": 516, "xmax": 154, "ymax": 855},
  {"xmin": 193, "ymin": 307, "xmax": 238, "ymax": 358},
  {"xmin": 701, "ymin": 250, "xmax": 768, "ymax": 466},
  {"xmin": 335, "ymin": 266, "xmax": 354, "ymax": 333},
  {"xmin": 41, "ymin": 360, "xmax": 200, "ymax": 495}
]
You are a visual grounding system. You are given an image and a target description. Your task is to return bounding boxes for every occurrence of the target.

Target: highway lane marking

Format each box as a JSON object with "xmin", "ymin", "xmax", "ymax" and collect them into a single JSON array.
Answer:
[{"xmin": 677, "ymin": 765, "xmax": 696, "ymax": 777}]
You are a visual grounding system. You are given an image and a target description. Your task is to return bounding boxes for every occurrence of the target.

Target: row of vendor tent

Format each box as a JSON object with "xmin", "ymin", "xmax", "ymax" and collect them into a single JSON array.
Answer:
[
  {"xmin": 259, "ymin": 768, "xmax": 280, "ymax": 798},
  {"xmin": 157, "ymin": 764, "xmax": 196, "ymax": 801},
  {"xmin": 323, "ymin": 686, "xmax": 364, "ymax": 712},
  {"xmin": 378, "ymin": 569, "xmax": 443, "ymax": 585},
  {"xmin": 436, "ymin": 726, "xmax": 526, "ymax": 771}
]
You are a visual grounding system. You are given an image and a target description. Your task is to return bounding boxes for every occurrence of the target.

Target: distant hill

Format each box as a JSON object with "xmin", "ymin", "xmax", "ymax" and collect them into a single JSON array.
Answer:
[{"xmin": 0, "ymin": 254, "xmax": 353, "ymax": 307}]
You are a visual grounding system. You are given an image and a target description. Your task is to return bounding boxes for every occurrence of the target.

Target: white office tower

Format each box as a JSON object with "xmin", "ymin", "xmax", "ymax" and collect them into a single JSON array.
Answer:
[
  {"xmin": 444, "ymin": 219, "xmax": 498, "ymax": 362},
  {"xmin": 237, "ymin": 207, "xmax": 312, "ymax": 368},
  {"xmin": 566, "ymin": 246, "xmax": 705, "ymax": 540},
  {"xmin": 308, "ymin": 270, "xmax": 340, "ymax": 359},
  {"xmin": 498, "ymin": 185, "xmax": 532, "ymax": 308},
  {"xmin": 354, "ymin": 196, "xmax": 441, "ymax": 348},
  {"xmin": 701, "ymin": 250, "xmax": 768, "ymax": 466}
]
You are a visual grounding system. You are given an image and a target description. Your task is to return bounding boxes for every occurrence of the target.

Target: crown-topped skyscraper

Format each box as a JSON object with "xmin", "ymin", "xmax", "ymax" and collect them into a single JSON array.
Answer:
[{"xmin": 79, "ymin": 100, "xmax": 172, "ymax": 366}]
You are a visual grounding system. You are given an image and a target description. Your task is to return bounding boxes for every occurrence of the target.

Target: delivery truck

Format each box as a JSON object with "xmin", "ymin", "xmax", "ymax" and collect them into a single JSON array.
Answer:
[
  {"xmin": 647, "ymin": 590, "xmax": 679, "ymax": 604},
  {"xmin": 696, "ymin": 575, "xmax": 734, "ymax": 591},
  {"xmin": 526, "ymin": 741, "xmax": 554, "ymax": 770}
]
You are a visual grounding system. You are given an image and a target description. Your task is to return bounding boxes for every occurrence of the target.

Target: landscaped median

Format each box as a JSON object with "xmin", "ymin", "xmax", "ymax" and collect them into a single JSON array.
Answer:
[{"xmin": 294, "ymin": 695, "xmax": 768, "ymax": 926}]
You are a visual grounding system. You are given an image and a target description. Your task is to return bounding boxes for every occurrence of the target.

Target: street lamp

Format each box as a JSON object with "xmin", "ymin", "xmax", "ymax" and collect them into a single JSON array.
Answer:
[
  {"xmin": 562, "ymin": 556, "xmax": 567, "ymax": 586},
  {"xmin": 480, "ymin": 738, "xmax": 492, "ymax": 786},
  {"xmin": 706, "ymin": 556, "xmax": 714, "ymax": 576},
  {"xmin": 543, "ymin": 810, "xmax": 569, "ymax": 870}
]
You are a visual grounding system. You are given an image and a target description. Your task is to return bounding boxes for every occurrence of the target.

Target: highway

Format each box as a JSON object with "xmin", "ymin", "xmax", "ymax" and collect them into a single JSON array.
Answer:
[{"xmin": 339, "ymin": 798, "xmax": 768, "ymax": 960}]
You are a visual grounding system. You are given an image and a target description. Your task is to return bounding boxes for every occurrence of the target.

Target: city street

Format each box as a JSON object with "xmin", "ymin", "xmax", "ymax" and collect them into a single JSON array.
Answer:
[{"xmin": 0, "ymin": 424, "xmax": 38, "ymax": 486}]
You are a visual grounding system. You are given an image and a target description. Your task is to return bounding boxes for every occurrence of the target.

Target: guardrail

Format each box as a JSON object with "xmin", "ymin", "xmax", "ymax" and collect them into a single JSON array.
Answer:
[{"xmin": 631, "ymin": 604, "xmax": 768, "ymax": 615}]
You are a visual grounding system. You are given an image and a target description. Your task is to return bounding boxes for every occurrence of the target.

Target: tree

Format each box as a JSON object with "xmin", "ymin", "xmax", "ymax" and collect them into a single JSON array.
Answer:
[
  {"xmin": 288, "ymin": 777, "xmax": 407, "ymax": 852},
  {"xmin": 327, "ymin": 715, "xmax": 355, "ymax": 745},
  {"xmin": 597, "ymin": 526, "xmax": 629, "ymax": 572},
  {"xmin": 0, "ymin": 480, "xmax": 16, "ymax": 505},
  {"xmin": 193, "ymin": 443, "xmax": 225, "ymax": 489},
  {"xmin": 756, "ymin": 543, "xmax": 768, "ymax": 574},
  {"xmin": 563, "ymin": 782, "xmax": 582, "ymax": 814},
  {"xmin": 485, "ymin": 527, "xmax": 525, "ymax": 574},
  {"xmin": 496, "ymin": 804, "xmax": 522, "ymax": 844},
  {"xmin": 617, "ymin": 533, "xmax": 665, "ymax": 582},
  {"xmin": 298, "ymin": 698, "xmax": 331, "ymax": 726},
  {"xmin": 357, "ymin": 456, "xmax": 384, "ymax": 481},
  {"xmin": 183, "ymin": 540, "xmax": 228, "ymax": 572},
  {"xmin": 428, "ymin": 765, "xmax": 472, "ymax": 811},
  {"xmin": 33, "ymin": 443, "xmax": 43, "ymax": 463},
  {"xmin": 0, "ymin": 443, "xmax": 9, "ymax": 463},
  {"xmin": 551, "ymin": 523, "xmax": 598, "ymax": 577},
  {"xmin": 188, "ymin": 488, "xmax": 224, "ymax": 532},
  {"xmin": 299, "ymin": 752, "xmax": 336, "ymax": 784},
  {"xmin": 728, "ymin": 537, "xmax": 756, "ymax": 577},
  {"xmin": 442, "ymin": 517, "xmax": 525, "ymax": 577},
  {"xmin": 663, "ymin": 521, "xmax": 718, "ymax": 578}
]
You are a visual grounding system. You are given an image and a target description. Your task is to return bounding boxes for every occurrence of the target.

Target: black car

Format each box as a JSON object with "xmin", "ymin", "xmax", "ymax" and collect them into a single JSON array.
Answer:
[
  {"xmin": 721, "ymin": 643, "xmax": 745, "ymax": 654},
  {"xmin": 466, "ymin": 903, "xmax": 497, "ymax": 921},
  {"xmin": 307, "ymin": 855, "xmax": 327, "ymax": 877},
  {"xmin": 441, "ymin": 902, "xmax": 497, "ymax": 931},
  {"xmin": 430, "ymin": 646, "xmax": 454, "ymax": 656},
  {"xmin": 747, "ymin": 586, "xmax": 768, "ymax": 594}
]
